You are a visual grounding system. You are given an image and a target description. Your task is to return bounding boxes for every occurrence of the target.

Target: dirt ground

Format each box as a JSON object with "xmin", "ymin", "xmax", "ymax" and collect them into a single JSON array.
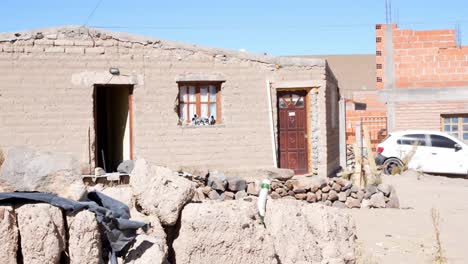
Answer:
[{"xmin": 350, "ymin": 171, "xmax": 468, "ymax": 264}]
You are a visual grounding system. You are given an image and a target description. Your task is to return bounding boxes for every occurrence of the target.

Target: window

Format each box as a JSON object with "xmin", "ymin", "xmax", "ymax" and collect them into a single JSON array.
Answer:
[
  {"xmin": 376, "ymin": 37, "xmax": 382, "ymax": 43},
  {"xmin": 178, "ymin": 83, "xmax": 221, "ymax": 125},
  {"xmin": 442, "ymin": 115, "xmax": 468, "ymax": 141},
  {"xmin": 376, "ymin": 77, "xmax": 383, "ymax": 83},
  {"xmin": 376, "ymin": 50, "xmax": 382, "ymax": 56},
  {"xmin": 354, "ymin": 103, "xmax": 367, "ymax": 111},
  {"xmin": 397, "ymin": 134, "xmax": 427, "ymax": 146},
  {"xmin": 376, "ymin": 64, "xmax": 382, "ymax": 69},
  {"xmin": 430, "ymin": 134, "xmax": 457, "ymax": 149}
]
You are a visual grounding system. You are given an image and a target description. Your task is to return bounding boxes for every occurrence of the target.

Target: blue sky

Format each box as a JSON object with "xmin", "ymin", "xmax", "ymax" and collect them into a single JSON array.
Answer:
[{"xmin": 1, "ymin": 0, "xmax": 467, "ymax": 55}]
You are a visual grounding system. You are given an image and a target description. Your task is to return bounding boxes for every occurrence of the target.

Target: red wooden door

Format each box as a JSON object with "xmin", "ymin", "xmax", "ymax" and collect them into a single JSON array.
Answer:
[{"xmin": 278, "ymin": 91, "xmax": 308, "ymax": 174}]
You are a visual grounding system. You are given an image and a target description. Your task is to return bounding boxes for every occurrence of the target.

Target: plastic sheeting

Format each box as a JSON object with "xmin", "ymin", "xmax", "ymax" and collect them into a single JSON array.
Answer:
[{"xmin": 0, "ymin": 191, "xmax": 146, "ymax": 264}]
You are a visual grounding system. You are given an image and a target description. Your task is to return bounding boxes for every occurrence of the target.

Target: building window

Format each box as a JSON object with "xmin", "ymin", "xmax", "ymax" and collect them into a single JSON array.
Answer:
[
  {"xmin": 376, "ymin": 24, "xmax": 382, "ymax": 30},
  {"xmin": 376, "ymin": 37, "xmax": 382, "ymax": 43},
  {"xmin": 376, "ymin": 50, "xmax": 382, "ymax": 56},
  {"xmin": 354, "ymin": 102, "xmax": 367, "ymax": 111},
  {"xmin": 178, "ymin": 83, "xmax": 221, "ymax": 126},
  {"xmin": 376, "ymin": 64, "xmax": 382, "ymax": 69},
  {"xmin": 442, "ymin": 115, "xmax": 468, "ymax": 141},
  {"xmin": 376, "ymin": 77, "xmax": 383, "ymax": 82}
]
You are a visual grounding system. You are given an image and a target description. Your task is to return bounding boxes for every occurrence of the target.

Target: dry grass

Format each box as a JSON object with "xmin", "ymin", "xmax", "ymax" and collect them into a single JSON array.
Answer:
[{"xmin": 431, "ymin": 208, "xmax": 447, "ymax": 264}]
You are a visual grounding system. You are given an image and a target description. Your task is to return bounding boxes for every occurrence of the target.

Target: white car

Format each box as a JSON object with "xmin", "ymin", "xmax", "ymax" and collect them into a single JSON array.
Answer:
[{"xmin": 376, "ymin": 130, "xmax": 468, "ymax": 175}]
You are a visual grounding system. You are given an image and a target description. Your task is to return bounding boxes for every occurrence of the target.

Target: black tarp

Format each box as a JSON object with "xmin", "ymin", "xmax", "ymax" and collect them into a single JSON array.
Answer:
[{"xmin": 0, "ymin": 191, "xmax": 146, "ymax": 264}]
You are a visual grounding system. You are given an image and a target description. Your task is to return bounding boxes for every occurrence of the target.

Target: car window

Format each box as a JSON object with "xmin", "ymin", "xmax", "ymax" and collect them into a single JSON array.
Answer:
[
  {"xmin": 397, "ymin": 134, "xmax": 427, "ymax": 146},
  {"xmin": 430, "ymin": 134, "xmax": 457, "ymax": 149}
]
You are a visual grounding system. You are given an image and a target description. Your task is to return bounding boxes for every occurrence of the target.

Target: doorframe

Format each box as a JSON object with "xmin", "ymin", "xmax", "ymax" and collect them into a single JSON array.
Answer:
[{"xmin": 276, "ymin": 88, "xmax": 312, "ymax": 175}]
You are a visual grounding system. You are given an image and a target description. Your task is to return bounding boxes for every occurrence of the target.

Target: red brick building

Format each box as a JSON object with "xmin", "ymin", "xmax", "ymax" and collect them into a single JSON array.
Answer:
[{"xmin": 375, "ymin": 24, "xmax": 468, "ymax": 142}]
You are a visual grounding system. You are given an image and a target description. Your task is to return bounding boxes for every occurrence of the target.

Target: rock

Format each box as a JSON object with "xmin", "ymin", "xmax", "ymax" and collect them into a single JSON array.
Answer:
[
  {"xmin": 16, "ymin": 203, "xmax": 66, "ymax": 264},
  {"xmin": 332, "ymin": 201, "xmax": 346, "ymax": 208},
  {"xmin": 95, "ymin": 167, "xmax": 106, "ymax": 176},
  {"xmin": 306, "ymin": 192, "xmax": 317, "ymax": 203},
  {"xmin": 328, "ymin": 190, "xmax": 339, "ymax": 201},
  {"xmin": 246, "ymin": 182, "xmax": 259, "ymax": 196},
  {"xmin": 208, "ymin": 190, "xmax": 220, "ymax": 200},
  {"xmin": 307, "ymin": 177, "xmax": 328, "ymax": 191},
  {"xmin": 219, "ymin": 193, "xmax": 226, "ymax": 201},
  {"xmin": 345, "ymin": 197, "xmax": 361, "ymax": 208},
  {"xmin": 265, "ymin": 200, "xmax": 356, "ymax": 264},
  {"xmin": 287, "ymin": 190, "xmax": 295, "ymax": 196},
  {"xmin": 276, "ymin": 187, "xmax": 287, "ymax": 197},
  {"xmin": 192, "ymin": 188, "xmax": 206, "ymax": 202},
  {"xmin": 130, "ymin": 159, "xmax": 195, "ymax": 226},
  {"xmin": 331, "ymin": 183, "xmax": 341, "ymax": 192},
  {"xmin": 386, "ymin": 188, "xmax": 400, "ymax": 208},
  {"xmin": 350, "ymin": 185, "xmax": 360, "ymax": 193},
  {"xmin": 0, "ymin": 205, "xmax": 18, "ymax": 264},
  {"xmin": 226, "ymin": 176, "xmax": 246, "ymax": 192},
  {"xmin": 335, "ymin": 178, "xmax": 352, "ymax": 191},
  {"xmin": 117, "ymin": 160, "xmax": 134, "ymax": 174},
  {"xmin": 364, "ymin": 185, "xmax": 378, "ymax": 199},
  {"xmin": 369, "ymin": 192, "xmax": 386, "ymax": 208},
  {"xmin": 0, "ymin": 147, "xmax": 85, "ymax": 199},
  {"xmin": 285, "ymin": 179, "xmax": 297, "ymax": 190},
  {"xmin": 178, "ymin": 166, "xmax": 209, "ymax": 182},
  {"xmin": 316, "ymin": 189, "xmax": 322, "ymax": 201},
  {"xmin": 235, "ymin": 190, "xmax": 247, "ymax": 200},
  {"xmin": 361, "ymin": 199, "xmax": 370, "ymax": 209},
  {"xmin": 324, "ymin": 200, "xmax": 332, "ymax": 206},
  {"xmin": 356, "ymin": 190, "xmax": 365, "ymax": 202},
  {"xmin": 270, "ymin": 181, "xmax": 283, "ymax": 190},
  {"xmin": 207, "ymin": 171, "xmax": 228, "ymax": 191},
  {"xmin": 129, "ymin": 208, "xmax": 166, "ymax": 238},
  {"xmin": 295, "ymin": 193, "xmax": 307, "ymax": 200},
  {"xmin": 338, "ymin": 191, "xmax": 347, "ymax": 202},
  {"xmin": 101, "ymin": 186, "xmax": 134, "ymax": 207},
  {"xmin": 270, "ymin": 191, "xmax": 281, "ymax": 199},
  {"xmin": 293, "ymin": 188, "xmax": 306, "ymax": 194},
  {"xmin": 378, "ymin": 183, "xmax": 392, "ymax": 197},
  {"xmin": 173, "ymin": 201, "xmax": 278, "ymax": 264},
  {"xmin": 283, "ymin": 196, "xmax": 296, "ymax": 200},
  {"xmin": 321, "ymin": 192, "xmax": 329, "ymax": 202},
  {"xmin": 67, "ymin": 211, "xmax": 102, "ymax": 264},
  {"xmin": 258, "ymin": 168, "xmax": 294, "ymax": 181},
  {"xmin": 351, "ymin": 192, "xmax": 358, "ymax": 198},
  {"xmin": 224, "ymin": 191, "xmax": 235, "ymax": 200},
  {"xmin": 322, "ymin": 186, "xmax": 330, "ymax": 193},
  {"xmin": 124, "ymin": 234, "xmax": 168, "ymax": 264},
  {"xmin": 202, "ymin": 186, "xmax": 212, "ymax": 195}
]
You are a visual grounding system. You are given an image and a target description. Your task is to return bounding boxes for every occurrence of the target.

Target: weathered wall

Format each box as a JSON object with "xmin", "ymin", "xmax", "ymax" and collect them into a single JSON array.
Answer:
[{"xmin": 0, "ymin": 26, "xmax": 338, "ymax": 177}]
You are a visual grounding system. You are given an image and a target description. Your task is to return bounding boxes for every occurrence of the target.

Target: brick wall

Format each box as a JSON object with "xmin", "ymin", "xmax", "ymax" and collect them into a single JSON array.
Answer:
[
  {"xmin": 376, "ymin": 24, "xmax": 468, "ymax": 89},
  {"xmin": 0, "ymin": 26, "xmax": 339, "ymax": 177}
]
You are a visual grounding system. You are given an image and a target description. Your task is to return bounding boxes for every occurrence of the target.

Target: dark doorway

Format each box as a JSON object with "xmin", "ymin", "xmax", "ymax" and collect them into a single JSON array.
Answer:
[
  {"xmin": 278, "ymin": 90, "xmax": 308, "ymax": 175},
  {"xmin": 94, "ymin": 84, "xmax": 133, "ymax": 172}
]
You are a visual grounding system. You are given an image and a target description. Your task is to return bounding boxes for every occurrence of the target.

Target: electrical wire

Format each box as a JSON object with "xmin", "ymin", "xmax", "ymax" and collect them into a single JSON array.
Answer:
[{"xmin": 83, "ymin": 0, "xmax": 104, "ymax": 26}]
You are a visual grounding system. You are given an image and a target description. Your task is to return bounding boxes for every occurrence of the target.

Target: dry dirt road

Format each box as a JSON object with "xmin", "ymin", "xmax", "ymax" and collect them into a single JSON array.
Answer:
[{"xmin": 349, "ymin": 171, "xmax": 468, "ymax": 264}]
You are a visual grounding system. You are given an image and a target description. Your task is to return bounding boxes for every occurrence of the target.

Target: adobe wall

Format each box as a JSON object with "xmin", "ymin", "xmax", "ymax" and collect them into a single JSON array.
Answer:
[{"xmin": 0, "ymin": 26, "xmax": 338, "ymax": 177}]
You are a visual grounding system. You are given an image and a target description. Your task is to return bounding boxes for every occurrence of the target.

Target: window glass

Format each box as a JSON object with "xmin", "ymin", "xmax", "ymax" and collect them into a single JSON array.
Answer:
[
  {"xmin": 397, "ymin": 134, "xmax": 426, "ymax": 146},
  {"xmin": 200, "ymin": 86, "xmax": 208, "ymax": 102},
  {"xmin": 444, "ymin": 125, "xmax": 450, "ymax": 131},
  {"xmin": 464, "ymin": 133, "xmax": 468, "ymax": 140},
  {"xmin": 452, "ymin": 117, "xmax": 459, "ymax": 123},
  {"xmin": 430, "ymin": 134, "xmax": 457, "ymax": 149},
  {"xmin": 188, "ymin": 86, "xmax": 196, "ymax": 102},
  {"xmin": 443, "ymin": 118, "xmax": 450, "ymax": 124},
  {"xmin": 179, "ymin": 86, "xmax": 187, "ymax": 102},
  {"xmin": 210, "ymin": 103, "xmax": 217, "ymax": 119},
  {"xmin": 209, "ymin": 85, "xmax": 217, "ymax": 102},
  {"xmin": 295, "ymin": 97, "xmax": 304, "ymax": 108},
  {"xmin": 179, "ymin": 103, "xmax": 187, "ymax": 121},
  {"xmin": 279, "ymin": 98, "xmax": 287, "ymax": 109},
  {"xmin": 463, "ymin": 117, "xmax": 468, "ymax": 123},
  {"xmin": 201, "ymin": 104, "xmax": 208, "ymax": 118},
  {"xmin": 189, "ymin": 104, "xmax": 196, "ymax": 119}
]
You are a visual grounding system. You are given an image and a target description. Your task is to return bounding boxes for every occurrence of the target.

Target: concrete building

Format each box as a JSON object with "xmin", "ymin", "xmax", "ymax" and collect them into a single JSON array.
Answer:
[
  {"xmin": 0, "ymin": 26, "xmax": 340, "ymax": 177},
  {"xmin": 376, "ymin": 24, "xmax": 468, "ymax": 142}
]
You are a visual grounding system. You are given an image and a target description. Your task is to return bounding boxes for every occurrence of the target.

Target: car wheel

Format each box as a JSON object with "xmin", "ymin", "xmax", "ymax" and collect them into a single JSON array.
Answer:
[{"xmin": 383, "ymin": 158, "xmax": 404, "ymax": 175}]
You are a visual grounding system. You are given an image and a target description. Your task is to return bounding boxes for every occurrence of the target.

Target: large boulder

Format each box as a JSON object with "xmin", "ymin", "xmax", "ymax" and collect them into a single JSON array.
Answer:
[
  {"xmin": 173, "ymin": 200, "xmax": 278, "ymax": 264},
  {"xmin": 124, "ymin": 234, "xmax": 168, "ymax": 264},
  {"xmin": 101, "ymin": 186, "xmax": 134, "ymax": 208},
  {"xmin": 265, "ymin": 200, "xmax": 357, "ymax": 264},
  {"xmin": 130, "ymin": 159, "xmax": 195, "ymax": 226},
  {"xmin": 16, "ymin": 203, "xmax": 66, "ymax": 264},
  {"xmin": 0, "ymin": 205, "xmax": 18, "ymax": 264},
  {"xmin": 67, "ymin": 211, "xmax": 102, "ymax": 264},
  {"xmin": 0, "ymin": 147, "xmax": 85, "ymax": 200}
]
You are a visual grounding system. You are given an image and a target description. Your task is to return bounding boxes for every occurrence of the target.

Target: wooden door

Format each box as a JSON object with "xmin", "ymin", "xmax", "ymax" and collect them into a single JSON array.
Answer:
[{"xmin": 278, "ymin": 91, "xmax": 308, "ymax": 174}]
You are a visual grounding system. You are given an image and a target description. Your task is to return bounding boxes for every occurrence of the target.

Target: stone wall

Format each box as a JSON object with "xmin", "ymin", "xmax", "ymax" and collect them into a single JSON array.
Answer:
[{"xmin": 0, "ymin": 26, "xmax": 339, "ymax": 178}]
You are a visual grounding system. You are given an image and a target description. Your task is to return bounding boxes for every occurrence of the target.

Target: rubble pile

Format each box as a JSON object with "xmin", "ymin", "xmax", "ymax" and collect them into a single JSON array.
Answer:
[{"xmin": 181, "ymin": 169, "xmax": 399, "ymax": 209}]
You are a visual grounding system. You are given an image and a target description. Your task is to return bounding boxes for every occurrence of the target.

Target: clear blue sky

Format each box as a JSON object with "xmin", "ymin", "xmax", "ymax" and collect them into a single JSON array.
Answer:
[{"xmin": 1, "ymin": 0, "xmax": 467, "ymax": 55}]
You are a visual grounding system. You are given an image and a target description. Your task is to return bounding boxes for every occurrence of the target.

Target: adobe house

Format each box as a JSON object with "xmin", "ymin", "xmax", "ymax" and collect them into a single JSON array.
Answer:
[{"xmin": 0, "ymin": 26, "xmax": 340, "ymax": 178}]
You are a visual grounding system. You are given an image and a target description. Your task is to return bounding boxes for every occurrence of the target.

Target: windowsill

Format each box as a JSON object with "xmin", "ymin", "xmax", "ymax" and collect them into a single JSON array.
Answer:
[{"xmin": 178, "ymin": 124, "xmax": 225, "ymax": 129}]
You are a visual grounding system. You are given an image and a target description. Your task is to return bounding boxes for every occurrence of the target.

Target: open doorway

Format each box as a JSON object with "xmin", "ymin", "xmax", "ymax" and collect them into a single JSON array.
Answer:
[{"xmin": 94, "ymin": 84, "xmax": 133, "ymax": 173}]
